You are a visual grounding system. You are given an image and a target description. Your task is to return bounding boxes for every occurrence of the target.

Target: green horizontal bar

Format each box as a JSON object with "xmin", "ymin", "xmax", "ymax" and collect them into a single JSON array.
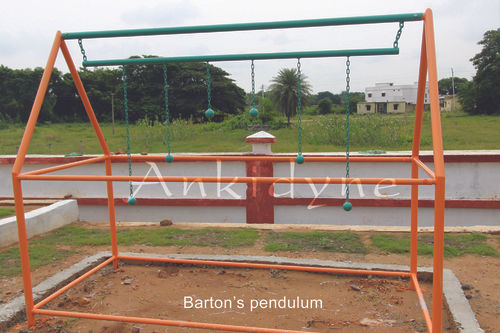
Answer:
[
  {"xmin": 63, "ymin": 13, "xmax": 423, "ymax": 40},
  {"xmin": 83, "ymin": 48, "xmax": 399, "ymax": 67}
]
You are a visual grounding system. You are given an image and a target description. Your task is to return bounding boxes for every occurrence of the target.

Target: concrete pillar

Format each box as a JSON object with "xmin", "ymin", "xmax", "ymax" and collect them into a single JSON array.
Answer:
[
  {"xmin": 245, "ymin": 131, "xmax": 276, "ymax": 154},
  {"xmin": 245, "ymin": 131, "xmax": 276, "ymax": 223}
]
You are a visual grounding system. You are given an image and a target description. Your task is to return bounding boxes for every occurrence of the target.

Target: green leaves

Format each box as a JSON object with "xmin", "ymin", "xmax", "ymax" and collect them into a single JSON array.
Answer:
[
  {"xmin": 0, "ymin": 60, "xmax": 246, "ymax": 124},
  {"xmin": 459, "ymin": 28, "xmax": 500, "ymax": 115},
  {"xmin": 269, "ymin": 68, "xmax": 312, "ymax": 125}
]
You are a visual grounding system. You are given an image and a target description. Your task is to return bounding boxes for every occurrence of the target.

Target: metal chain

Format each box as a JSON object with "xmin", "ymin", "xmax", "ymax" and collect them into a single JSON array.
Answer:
[
  {"xmin": 297, "ymin": 59, "xmax": 302, "ymax": 155},
  {"xmin": 206, "ymin": 62, "xmax": 212, "ymax": 109},
  {"xmin": 77, "ymin": 39, "xmax": 87, "ymax": 62},
  {"xmin": 163, "ymin": 64, "xmax": 171, "ymax": 155},
  {"xmin": 122, "ymin": 67, "xmax": 133, "ymax": 197},
  {"xmin": 393, "ymin": 21, "xmax": 405, "ymax": 48},
  {"xmin": 345, "ymin": 56, "xmax": 351, "ymax": 201},
  {"xmin": 251, "ymin": 60, "xmax": 256, "ymax": 108}
]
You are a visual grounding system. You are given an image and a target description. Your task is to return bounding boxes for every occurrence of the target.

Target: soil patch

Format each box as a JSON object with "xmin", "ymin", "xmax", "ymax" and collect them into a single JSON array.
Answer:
[{"xmin": 22, "ymin": 263, "xmax": 449, "ymax": 332}]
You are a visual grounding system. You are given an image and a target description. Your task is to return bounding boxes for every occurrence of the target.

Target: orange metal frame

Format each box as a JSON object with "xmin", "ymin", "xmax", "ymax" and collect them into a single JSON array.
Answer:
[{"xmin": 12, "ymin": 9, "xmax": 445, "ymax": 333}]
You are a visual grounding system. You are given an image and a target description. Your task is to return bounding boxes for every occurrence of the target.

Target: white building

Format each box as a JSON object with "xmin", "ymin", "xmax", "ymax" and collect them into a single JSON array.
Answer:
[
  {"xmin": 357, "ymin": 82, "xmax": 430, "ymax": 114},
  {"xmin": 365, "ymin": 82, "xmax": 429, "ymax": 104}
]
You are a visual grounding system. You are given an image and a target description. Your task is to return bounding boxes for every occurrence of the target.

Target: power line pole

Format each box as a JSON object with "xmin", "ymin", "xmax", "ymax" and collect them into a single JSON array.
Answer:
[{"xmin": 451, "ymin": 67, "xmax": 455, "ymax": 111}]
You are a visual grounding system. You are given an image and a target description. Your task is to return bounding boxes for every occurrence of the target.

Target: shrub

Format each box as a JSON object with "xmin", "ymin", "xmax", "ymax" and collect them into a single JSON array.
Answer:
[
  {"xmin": 318, "ymin": 98, "xmax": 332, "ymax": 114},
  {"xmin": 307, "ymin": 114, "xmax": 412, "ymax": 148}
]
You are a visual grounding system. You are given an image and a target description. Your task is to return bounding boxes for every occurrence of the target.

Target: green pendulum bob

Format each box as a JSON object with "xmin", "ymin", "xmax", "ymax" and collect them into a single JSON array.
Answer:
[
  {"xmin": 343, "ymin": 56, "xmax": 352, "ymax": 211},
  {"xmin": 249, "ymin": 60, "xmax": 259, "ymax": 117},
  {"xmin": 296, "ymin": 58, "xmax": 305, "ymax": 164},
  {"xmin": 165, "ymin": 154, "xmax": 174, "ymax": 163},
  {"xmin": 205, "ymin": 62, "xmax": 215, "ymax": 119},
  {"xmin": 122, "ymin": 66, "xmax": 136, "ymax": 205},
  {"xmin": 205, "ymin": 108, "xmax": 215, "ymax": 118}
]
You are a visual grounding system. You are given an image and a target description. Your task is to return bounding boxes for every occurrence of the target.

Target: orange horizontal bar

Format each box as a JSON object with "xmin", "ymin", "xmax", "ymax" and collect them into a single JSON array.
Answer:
[
  {"xmin": 20, "ymin": 156, "xmax": 107, "ymax": 176},
  {"xmin": 34, "ymin": 256, "xmax": 115, "ymax": 309},
  {"xmin": 17, "ymin": 174, "xmax": 435, "ymax": 185},
  {"xmin": 33, "ymin": 308, "xmax": 307, "ymax": 333},
  {"xmin": 411, "ymin": 273, "xmax": 432, "ymax": 332},
  {"xmin": 118, "ymin": 255, "xmax": 413, "ymax": 278},
  {"xmin": 111, "ymin": 154, "xmax": 413, "ymax": 163},
  {"xmin": 413, "ymin": 157, "xmax": 436, "ymax": 179}
]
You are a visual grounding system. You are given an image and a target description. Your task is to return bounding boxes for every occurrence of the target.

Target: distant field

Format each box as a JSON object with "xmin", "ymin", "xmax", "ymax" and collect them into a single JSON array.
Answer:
[{"xmin": 0, "ymin": 111, "xmax": 499, "ymax": 155}]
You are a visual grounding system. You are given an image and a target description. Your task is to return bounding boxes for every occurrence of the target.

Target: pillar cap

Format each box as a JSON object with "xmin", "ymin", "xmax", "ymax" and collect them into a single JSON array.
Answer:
[{"xmin": 245, "ymin": 131, "xmax": 276, "ymax": 144}]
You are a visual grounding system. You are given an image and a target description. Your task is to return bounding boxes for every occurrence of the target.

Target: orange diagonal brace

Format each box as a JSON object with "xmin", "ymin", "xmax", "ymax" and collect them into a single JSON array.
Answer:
[
  {"xmin": 12, "ymin": 32, "xmax": 62, "ymax": 175},
  {"xmin": 20, "ymin": 156, "xmax": 106, "ymax": 176},
  {"xmin": 413, "ymin": 157, "xmax": 435, "ymax": 179},
  {"xmin": 11, "ymin": 31, "xmax": 63, "ymax": 327},
  {"xmin": 59, "ymin": 39, "xmax": 111, "ymax": 156}
]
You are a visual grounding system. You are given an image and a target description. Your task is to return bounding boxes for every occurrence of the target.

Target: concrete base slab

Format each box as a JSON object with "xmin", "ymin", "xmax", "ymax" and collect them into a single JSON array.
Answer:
[{"xmin": 0, "ymin": 252, "xmax": 483, "ymax": 333}]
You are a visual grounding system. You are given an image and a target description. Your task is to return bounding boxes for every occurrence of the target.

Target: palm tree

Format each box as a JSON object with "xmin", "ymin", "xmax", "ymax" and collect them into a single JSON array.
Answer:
[{"xmin": 269, "ymin": 68, "xmax": 311, "ymax": 125}]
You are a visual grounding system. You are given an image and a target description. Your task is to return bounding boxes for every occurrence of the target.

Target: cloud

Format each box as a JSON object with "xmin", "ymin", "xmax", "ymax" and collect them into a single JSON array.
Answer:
[{"xmin": 121, "ymin": 0, "xmax": 200, "ymax": 26}]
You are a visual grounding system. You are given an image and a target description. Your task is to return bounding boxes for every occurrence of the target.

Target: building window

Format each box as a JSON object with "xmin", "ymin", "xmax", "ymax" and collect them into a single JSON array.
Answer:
[
  {"xmin": 393, "ymin": 103, "xmax": 399, "ymax": 110},
  {"xmin": 366, "ymin": 105, "xmax": 371, "ymax": 111},
  {"xmin": 381, "ymin": 92, "xmax": 386, "ymax": 97},
  {"xmin": 367, "ymin": 93, "xmax": 372, "ymax": 98}
]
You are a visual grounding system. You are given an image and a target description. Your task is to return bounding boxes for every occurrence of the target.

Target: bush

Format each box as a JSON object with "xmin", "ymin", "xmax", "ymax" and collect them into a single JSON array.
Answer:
[
  {"xmin": 332, "ymin": 105, "xmax": 346, "ymax": 114},
  {"xmin": 307, "ymin": 114, "xmax": 412, "ymax": 148},
  {"xmin": 303, "ymin": 105, "xmax": 319, "ymax": 115},
  {"xmin": 318, "ymin": 98, "xmax": 332, "ymax": 114}
]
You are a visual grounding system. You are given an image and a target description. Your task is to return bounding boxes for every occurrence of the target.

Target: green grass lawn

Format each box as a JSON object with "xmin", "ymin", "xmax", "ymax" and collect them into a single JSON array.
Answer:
[
  {"xmin": 1, "ymin": 225, "xmax": 497, "ymax": 277},
  {"xmin": 371, "ymin": 233, "xmax": 499, "ymax": 257},
  {"xmin": 264, "ymin": 231, "xmax": 366, "ymax": 253},
  {"xmin": 0, "ymin": 111, "xmax": 498, "ymax": 154},
  {"xmin": 0, "ymin": 208, "xmax": 15, "ymax": 218},
  {"xmin": 0, "ymin": 226, "xmax": 260, "ymax": 277}
]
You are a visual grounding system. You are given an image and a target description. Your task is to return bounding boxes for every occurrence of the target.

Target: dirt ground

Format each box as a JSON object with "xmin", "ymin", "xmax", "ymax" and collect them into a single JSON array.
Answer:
[{"xmin": 3, "ymin": 223, "xmax": 500, "ymax": 333}]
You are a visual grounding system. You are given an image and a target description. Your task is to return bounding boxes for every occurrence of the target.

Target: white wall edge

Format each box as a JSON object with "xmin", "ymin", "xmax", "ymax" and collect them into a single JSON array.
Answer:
[{"xmin": 0, "ymin": 200, "xmax": 79, "ymax": 247}]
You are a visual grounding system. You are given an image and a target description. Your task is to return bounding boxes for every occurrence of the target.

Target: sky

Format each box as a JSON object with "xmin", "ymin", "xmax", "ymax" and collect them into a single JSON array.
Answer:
[{"xmin": 1, "ymin": 0, "xmax": 499, "ymax": 94}]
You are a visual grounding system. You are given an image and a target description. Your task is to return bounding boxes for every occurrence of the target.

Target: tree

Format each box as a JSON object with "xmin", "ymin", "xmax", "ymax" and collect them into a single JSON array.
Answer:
[
  {"xmin": 313, "ymin": 91, "xmax": 341, "ymax": 105},
  {"xmin": 269, "ymin": 68, "xmax": 311, "ymax": 125},
  {"xmin": 0, "ymin": 59, "xmax": 246, "ymax": 124},
  {"xmin": 339, "ymin": 91, "xmax": 365, "ymax": 113},
  {"xmin": 123, "ymin": 59, "xmax": 245, "ymax": 122},
  {"xmin": 318, "ymin": 98, "xmax": 332, "ymax": 114},
  {"xmin": 459, "ymin": 28, "xmax": 500, "ymax": 115},
  {"xmin": 438, "ymin": 77, "xmax": 469, "ymax": 96}
]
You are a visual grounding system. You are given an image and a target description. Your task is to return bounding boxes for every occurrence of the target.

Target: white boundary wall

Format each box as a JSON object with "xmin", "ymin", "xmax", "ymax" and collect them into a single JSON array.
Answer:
[{"xmin": 1, "ymin": 151, "xmax": 499, "ymax": 226}]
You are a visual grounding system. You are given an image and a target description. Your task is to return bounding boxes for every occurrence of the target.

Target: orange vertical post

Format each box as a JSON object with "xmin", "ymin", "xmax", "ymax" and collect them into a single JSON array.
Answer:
[
  {"xmin": 105, "ymin": 158, "xmax": 119, "ymax": 268},
  {"xmin": 424, "ymin": 8, "xmax": 446, "ymax": 333},
  {"xmin": 410, "ymin": 24, "xmax": 428, "ymax": 282},
  {"xmin": 12, "ymin": 179, "xmax": 35, "ymax": 325}
]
